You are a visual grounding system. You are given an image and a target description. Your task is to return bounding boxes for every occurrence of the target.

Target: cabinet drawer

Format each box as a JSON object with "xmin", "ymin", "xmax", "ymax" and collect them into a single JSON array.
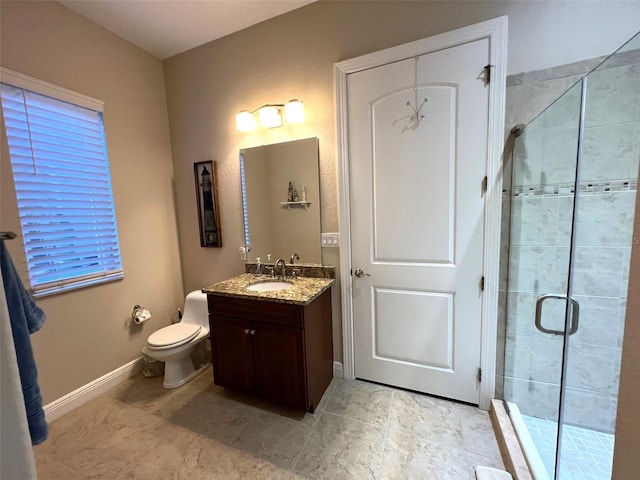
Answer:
[{"xmin": 209, "ymin": 295, "xmax": 303, "ymax": 328}]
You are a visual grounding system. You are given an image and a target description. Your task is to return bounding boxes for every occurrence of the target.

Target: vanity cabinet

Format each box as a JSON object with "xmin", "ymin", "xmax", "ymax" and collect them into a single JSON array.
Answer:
[{"xmin": 207, "ymin": 289, "xmax": 332, "ymax": 412}]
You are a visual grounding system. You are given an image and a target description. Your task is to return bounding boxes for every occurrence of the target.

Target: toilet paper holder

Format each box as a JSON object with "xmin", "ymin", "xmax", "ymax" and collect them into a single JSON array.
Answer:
[{"xmin": 131, "ymin": 304, "xmax": 152, "ymax": 324}]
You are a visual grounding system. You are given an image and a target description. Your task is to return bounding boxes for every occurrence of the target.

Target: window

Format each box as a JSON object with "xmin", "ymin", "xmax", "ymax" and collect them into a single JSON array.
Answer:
[
  {"xmin": 0, "ymin": 69, "xmax": 123, "ymax": 297},
  {"xmin": 239, "ymin": 152, "xmax": 251, "ymax": 250}
]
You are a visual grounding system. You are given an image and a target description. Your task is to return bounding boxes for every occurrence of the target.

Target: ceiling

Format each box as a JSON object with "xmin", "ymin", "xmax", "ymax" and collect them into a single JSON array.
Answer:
[{"xmin": 59, "ymin": 0, "xmax": 315, "ymax": 59}]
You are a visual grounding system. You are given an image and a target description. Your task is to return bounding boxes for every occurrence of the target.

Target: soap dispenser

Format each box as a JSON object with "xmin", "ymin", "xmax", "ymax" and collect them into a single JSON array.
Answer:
[{"xmin": 256, "ymin": 257, "xmax": 262, "ymax": 275}]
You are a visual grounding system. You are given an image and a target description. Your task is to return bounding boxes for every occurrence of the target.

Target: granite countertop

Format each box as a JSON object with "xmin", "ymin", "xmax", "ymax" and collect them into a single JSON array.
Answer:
[{"xmin": 202, "ymin": 273, "xmax": 335, "ymax": 306}]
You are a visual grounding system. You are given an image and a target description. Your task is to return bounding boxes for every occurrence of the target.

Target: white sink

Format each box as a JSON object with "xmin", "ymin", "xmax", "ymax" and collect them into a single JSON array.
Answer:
[{"xmin": 246, "ymin": 281, "xmax": 294, "ymax": 292}]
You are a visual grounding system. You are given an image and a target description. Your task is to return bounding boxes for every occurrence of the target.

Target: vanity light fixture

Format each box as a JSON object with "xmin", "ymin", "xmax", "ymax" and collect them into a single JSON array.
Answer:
[{"xmin": 235, "ymin": 99, "xmax": 304, "ymax": 131}]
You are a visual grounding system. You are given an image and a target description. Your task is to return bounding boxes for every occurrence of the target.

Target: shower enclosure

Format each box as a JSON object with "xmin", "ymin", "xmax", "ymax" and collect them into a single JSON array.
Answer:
[{"xmin": 500, "ymin": 31, "xmax": 640, "ymax": 480}]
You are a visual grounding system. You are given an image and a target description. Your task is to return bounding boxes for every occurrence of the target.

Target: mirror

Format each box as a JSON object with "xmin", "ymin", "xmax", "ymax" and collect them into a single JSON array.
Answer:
[{"xmin": 240, "ymin": 137, "xmax": 322, "ymax": 264}]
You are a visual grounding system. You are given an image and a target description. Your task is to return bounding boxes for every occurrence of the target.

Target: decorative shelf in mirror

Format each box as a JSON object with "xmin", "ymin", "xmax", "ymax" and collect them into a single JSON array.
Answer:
[{"xmin": 280, "ymin": 201, "xmax": 311, "ymax": 210}]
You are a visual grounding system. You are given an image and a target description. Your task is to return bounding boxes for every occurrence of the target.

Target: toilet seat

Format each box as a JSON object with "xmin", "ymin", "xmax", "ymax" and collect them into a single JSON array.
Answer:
[{"xmin": 147, "ymin": 323, "xmax": 202, "ymax": 350}]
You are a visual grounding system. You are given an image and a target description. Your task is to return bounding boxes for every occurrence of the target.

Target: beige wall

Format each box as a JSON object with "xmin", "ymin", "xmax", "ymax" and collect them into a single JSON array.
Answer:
[
  {"xmin": 0, "ymin": 1, "xmax": 184, "ymax": 402},
  {"xmin": 163, "ymin": 0, "xmax": 640, "ymax": 364},
  {"xmin": 163, "ymin": 0, "xmax": 640, "ymax": 474},
  {"xmin": 266, "ymin": 139, "xmax": 321, "ymax": 263},
  {"xmin": 1, "ymin": 0, "xmax": 639, "ymax": 473}
]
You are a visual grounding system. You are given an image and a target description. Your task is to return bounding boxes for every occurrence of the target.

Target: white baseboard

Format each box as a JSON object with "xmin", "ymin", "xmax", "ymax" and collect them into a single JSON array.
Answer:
[
  {"xmin": 333, "ymin": 361, "xmax": 344, "ymax": 379},
  {"xmin": 44, "ymin": 356, "xmax": 144, "ymax": 423},
  {"xmin": 45, "ymin": 358, "xmax": 343, "ymax": 423}
]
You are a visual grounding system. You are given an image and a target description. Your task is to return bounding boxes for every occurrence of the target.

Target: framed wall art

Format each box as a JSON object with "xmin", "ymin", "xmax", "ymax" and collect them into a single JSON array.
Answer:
[{"xmin": 194, "ymin": 160, "xmax": 222, "ymax": 247}]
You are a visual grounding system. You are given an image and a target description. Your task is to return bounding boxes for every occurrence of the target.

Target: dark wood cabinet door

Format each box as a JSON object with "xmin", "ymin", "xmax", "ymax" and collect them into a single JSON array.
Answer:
[
  {"xmin": 210, "ymin": 315, "xmax": 254, "ymax": 392},
  {"xmin": 252, "ymin": 322, "xmax": 307, "ymax": 409}
]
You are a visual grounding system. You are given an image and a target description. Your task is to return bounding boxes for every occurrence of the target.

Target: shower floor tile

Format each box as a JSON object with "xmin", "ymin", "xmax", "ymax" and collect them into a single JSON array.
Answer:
[{"xmin": 522, "ymin": 414, "xmax": 614, "ymax": 480}]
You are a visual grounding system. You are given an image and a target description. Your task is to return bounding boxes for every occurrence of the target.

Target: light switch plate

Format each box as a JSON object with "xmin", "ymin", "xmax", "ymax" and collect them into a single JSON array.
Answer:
[{"xmin": 321, "ymin": 232, "xmax": 340, "ymax": 247}]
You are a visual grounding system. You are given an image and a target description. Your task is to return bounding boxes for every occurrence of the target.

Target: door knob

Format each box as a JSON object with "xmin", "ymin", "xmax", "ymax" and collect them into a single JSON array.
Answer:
[
  {"xmin": 244, "ymin": 329, "xmax": 250, "ymax": 334},
  {"xmin": 354, "ymin": 268, "xmax": 371, "ymax": 278}
]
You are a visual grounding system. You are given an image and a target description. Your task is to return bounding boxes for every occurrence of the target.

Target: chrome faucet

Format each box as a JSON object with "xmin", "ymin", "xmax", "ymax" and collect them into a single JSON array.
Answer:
[
  {"xmin": 275, "ymin": 258, "xmax": 287, "ymax": 279},
  {"xmin": 290, "ymin": 253, "xmax": 300, "ymax": 264}
]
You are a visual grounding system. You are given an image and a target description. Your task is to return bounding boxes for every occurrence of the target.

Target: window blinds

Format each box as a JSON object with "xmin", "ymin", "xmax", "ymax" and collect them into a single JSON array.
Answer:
[
  {"xmin": 0, "ymin": 75, "xmax": 123, "ymax": 297},
  {"xmin": 239, "ymin": 153, "xmax": 251, "ymax": 250}
]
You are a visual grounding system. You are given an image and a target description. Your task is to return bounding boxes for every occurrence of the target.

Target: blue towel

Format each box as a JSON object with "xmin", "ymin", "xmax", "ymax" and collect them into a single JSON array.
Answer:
[{"xmin": 1, "ymin": 240, "xmax": 48, "ymax": 445}]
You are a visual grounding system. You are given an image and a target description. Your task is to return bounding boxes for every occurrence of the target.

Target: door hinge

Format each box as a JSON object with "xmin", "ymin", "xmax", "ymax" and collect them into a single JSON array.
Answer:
[
  {"xmin": 477, "ymin": 368, "xmax": 482, "ymax": 383},
  {"xmin": 480, "ymin": 276, "xmax": 485, "ymax": 292},
  {"xmin": 483, "ymin": 64, "xmax": 492, "ymax": 85},
  {"xmin": 481, "ymin": 176, "xmax": 488, "ymax": 196}
]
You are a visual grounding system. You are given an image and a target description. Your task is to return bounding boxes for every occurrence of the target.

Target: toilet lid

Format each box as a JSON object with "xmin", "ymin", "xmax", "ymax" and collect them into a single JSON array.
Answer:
[{"xmin": 147, "ymin": 323, "xmax": 202, "ymax": 349}]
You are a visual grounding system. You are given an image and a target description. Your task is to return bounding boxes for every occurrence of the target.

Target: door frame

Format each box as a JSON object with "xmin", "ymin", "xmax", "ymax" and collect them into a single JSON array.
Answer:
[{"xmin": 334, "ymin": 17, "xmax": 507, "ymax": 410}]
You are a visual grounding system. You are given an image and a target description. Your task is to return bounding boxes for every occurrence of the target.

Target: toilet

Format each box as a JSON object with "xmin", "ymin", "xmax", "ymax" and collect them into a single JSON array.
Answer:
[{"xmin": 142, "ymin": 290, "xmax": 210, "ymax": 389}]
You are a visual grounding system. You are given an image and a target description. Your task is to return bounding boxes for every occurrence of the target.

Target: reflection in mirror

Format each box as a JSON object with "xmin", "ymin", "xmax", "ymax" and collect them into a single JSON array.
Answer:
[{"xmin": 240, "ymin": 137, "xmax": 322, "ymax": 264}]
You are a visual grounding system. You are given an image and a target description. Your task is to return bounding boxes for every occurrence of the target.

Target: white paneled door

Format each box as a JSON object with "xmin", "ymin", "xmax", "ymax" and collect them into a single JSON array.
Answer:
[{"xmin": 348, "ymin": 38, "xmax": 490, "ymax": 404}]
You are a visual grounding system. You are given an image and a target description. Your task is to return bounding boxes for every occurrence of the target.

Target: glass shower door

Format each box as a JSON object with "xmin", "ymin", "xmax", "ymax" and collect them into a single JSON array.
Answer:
[
  {"xmin": 504, "ymin": 29, "xmax": 640, "ymax": 480},
  {"xmin": 556, "ymin": 31, "xmax": 640, "ymax": 480},
  {"xmin": 504, "ymin": 79, "xmax": 585, "ymax": 480}
]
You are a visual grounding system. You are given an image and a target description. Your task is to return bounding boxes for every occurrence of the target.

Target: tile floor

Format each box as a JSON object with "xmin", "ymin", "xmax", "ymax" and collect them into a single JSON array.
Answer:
[
  {"xmin": 522, "ymin": 414, "xmax": 614, "ymax": 480},
  {"xmin": 34, "ymin": 368, "xmax": 504, "ymax": 479}
]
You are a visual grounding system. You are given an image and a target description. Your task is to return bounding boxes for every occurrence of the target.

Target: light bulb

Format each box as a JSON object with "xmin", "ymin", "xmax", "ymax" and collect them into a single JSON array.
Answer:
[
  {"xmin": 236, "ymin": 111, "xmax": 256, "ymax": 131},
  {"xmin": 258, "ymin": 106, "xmax": 282, "ymax": 128},
  {"xmin": 285, "ymin": 99, "xmax": 304, "ymax": 124}
]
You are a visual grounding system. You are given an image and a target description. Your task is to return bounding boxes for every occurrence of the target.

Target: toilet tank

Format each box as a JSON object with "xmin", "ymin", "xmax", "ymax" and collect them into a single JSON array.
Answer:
[{"xmin": 180, "ymin": 290, "xmax": 209, "ymax": 330}]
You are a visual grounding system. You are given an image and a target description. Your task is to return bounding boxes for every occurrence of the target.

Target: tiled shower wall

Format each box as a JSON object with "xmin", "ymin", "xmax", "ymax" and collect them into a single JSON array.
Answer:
[{"xmin": 498, "ymin": 52, "xmax": 640, "ymax": 433}]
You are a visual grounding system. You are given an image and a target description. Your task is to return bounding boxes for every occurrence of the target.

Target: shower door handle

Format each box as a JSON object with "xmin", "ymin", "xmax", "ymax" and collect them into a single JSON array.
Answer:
[{"xmin": 534, "ymin": 294, "xmax": 580, "ymax": 336}]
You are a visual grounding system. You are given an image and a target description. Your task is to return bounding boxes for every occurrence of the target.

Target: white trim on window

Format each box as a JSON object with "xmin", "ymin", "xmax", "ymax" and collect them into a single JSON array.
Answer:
[
  {"xmin": 1, "ymin": 67, "xmax": 103, "ymax": 112},
  {"xmin": 1, "ymin": 70, "xmax": 123, "ymax": 297}
]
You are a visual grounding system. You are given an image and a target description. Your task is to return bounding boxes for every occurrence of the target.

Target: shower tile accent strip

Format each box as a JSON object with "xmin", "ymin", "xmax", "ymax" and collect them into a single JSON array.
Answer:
[{"xmin": 503, "ymin": 179, "xmax": 638, "ymax": 197}]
